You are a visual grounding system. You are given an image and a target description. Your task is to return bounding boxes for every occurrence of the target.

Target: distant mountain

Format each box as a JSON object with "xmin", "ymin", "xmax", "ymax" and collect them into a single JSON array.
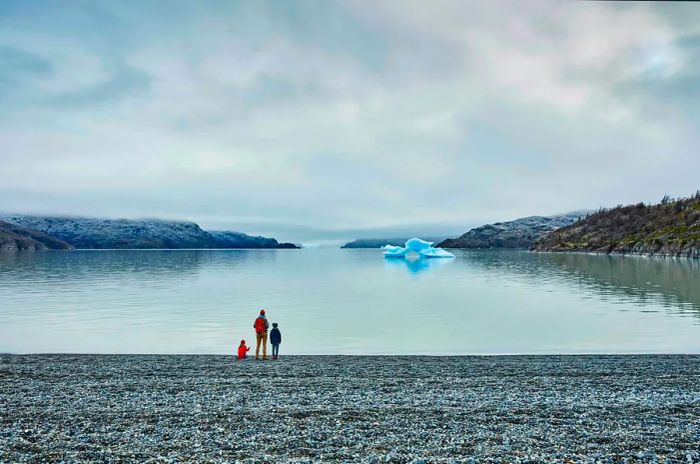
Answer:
[
  {"xmin": 341, "ymin": 237, "xmax": 448, "ymax": 249},
  {"xmin": 0, "ymin": 215, "xmax": 299, "ymax": 249},
  {"xmin": 0, "ymin": 220, "xmax": 73, "ymax": 251},
  {"xmin": 438, "ymin": 212, "xmax": 587, "ymax": 249},
  {"xmin": 208, "ymin": 231, "xmax": 298, "ymax": 249},
  {"xmin": 533, "ymin": 194, "xmax": 700, "ymax": 258}
]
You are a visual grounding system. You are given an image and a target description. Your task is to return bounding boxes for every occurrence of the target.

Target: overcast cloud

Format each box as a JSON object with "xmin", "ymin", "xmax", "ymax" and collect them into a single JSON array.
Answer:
[{"xmin": 1, "ymin": 0, "xmax": 699, "ymax": 243}]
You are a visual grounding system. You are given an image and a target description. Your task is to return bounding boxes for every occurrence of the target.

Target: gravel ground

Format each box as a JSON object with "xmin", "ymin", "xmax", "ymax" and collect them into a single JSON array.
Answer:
[{"xmin": 1, "ymin": 354, "xmax": 699, "ymax": 463}]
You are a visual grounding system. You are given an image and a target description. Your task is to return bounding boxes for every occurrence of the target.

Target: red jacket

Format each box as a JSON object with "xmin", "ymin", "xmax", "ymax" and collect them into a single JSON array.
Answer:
[{"xmin": 237, "ymin": 344, "xmax": 250, "ymax": 359}]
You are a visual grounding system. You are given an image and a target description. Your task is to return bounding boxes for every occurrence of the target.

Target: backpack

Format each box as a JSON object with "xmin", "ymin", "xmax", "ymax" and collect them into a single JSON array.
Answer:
[{"xmin": 254, "ymin": 317, "xmax": 266, "ymax": 334}]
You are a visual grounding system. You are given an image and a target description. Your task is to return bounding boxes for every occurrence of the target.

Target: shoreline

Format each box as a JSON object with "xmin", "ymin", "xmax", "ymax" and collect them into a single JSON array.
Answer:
[
  {"xmin": 2, "ymin": 354, "xmax": 699, "ymax": 463},
  {"xmin": 531, "ymin": 249, "xmax": 700, "ymax": 259},
  {"xmin": 439, "ymin": 247, "xmax": 700, "ymax": 260}
]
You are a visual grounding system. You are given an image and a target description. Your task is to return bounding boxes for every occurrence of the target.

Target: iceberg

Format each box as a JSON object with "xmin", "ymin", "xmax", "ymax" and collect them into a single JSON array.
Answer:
[
  {"xmin": 382, "ymin": 238, "xmax": 455, "ymax": 259},
  {"xmin": 382, "ymin": 245, "xmax": 408, "ymax": 258}
]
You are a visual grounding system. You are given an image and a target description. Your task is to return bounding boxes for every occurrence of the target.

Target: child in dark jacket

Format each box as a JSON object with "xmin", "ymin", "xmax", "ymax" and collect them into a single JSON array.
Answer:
[
  {"xmin": 270, "ymin": 323, "xmax": 282, "ymax": 360},
  {"xmin": 237, "ymin": 339, "xmax": 250, "ymax": 360}
]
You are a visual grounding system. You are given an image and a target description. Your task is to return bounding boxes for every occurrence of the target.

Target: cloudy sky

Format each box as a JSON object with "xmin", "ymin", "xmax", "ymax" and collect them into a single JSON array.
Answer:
[{"xmin": 1, "ymin": 1, "xmax": 699, "ymax": 243}]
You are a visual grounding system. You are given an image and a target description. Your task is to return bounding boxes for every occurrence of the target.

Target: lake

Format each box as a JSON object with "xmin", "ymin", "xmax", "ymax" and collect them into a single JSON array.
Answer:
[{"xmin": 1, "ymin": 249, "xmax": 699, "ymax": 354}]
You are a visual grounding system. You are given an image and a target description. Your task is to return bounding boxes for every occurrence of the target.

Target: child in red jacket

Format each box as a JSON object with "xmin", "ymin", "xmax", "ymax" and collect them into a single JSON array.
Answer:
[{"xmin": 237, "ymin": 340, "xmax": 250, "ymax": 360}]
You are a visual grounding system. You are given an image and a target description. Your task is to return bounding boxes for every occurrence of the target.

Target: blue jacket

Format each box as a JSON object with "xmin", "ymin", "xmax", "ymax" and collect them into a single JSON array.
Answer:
[{"xmin": 270, "ymin": 327, "xmax": 282, "ymax": 345}]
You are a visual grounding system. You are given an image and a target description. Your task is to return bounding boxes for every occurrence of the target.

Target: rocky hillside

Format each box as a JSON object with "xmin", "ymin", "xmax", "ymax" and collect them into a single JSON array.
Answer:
[
  {"xmin": 0, "ymin": 220, "xmax": 73, "ymax": 251},
  {"xmin": 438, "ymin": 212, "xmax": 586, "ymax": 249},
  {"xmin": 208, "ymin": 231, "xmax": 298, "ymax": 249},
  {"xmin": 533, "ymin": 193, "xmax": 700, "ymax": 258},
  {"xmin": 0, "ymin": 215, "xmax": 298, "ymax": 249},
  {"xmin": 341, "ymin": 237, "xmax": 447, "ymax": 248}
]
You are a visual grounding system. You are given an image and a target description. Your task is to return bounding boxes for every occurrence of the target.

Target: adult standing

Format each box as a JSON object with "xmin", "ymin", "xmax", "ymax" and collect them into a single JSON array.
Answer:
[{"xmin": 253, "ymin": 309, "xmax": 270, "ymax": 360}]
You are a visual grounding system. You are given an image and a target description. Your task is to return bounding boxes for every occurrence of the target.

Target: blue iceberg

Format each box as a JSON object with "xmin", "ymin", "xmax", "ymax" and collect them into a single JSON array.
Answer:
[{"xmin": 382, "ymin": 238, "xmax": 455, "ymax": 259}]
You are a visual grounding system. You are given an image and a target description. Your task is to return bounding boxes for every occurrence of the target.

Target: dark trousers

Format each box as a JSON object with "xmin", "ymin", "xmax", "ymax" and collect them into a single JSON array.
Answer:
[{"xmin": 272, "ymin": 344, "xmax": 280, "ymax": 358}]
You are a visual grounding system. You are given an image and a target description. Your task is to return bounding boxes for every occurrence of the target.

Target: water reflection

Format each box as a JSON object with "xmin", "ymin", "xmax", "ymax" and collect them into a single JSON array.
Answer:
[
  {"xmin": 0, "ymin": 249, "xmax": 280, "ymax": 282},
  {"xmin": 384, "ymin": 255, "xmax": 453, "ymax": 274},
  {"xmin": 456, "ymin": 250, "xmax": 700, "ymax": 316}
]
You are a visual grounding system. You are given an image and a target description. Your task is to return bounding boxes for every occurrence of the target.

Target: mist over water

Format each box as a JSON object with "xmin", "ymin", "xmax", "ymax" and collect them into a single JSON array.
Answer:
[{"xmin": 1, "ymin": 249, "xmax": 699, "ymax": 355}]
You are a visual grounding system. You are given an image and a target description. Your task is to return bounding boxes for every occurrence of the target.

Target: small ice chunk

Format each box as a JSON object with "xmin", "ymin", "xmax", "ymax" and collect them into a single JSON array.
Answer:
[
  {"xmin": 419, "ymin": 247, "xmax": 455, "ymax": 258},
  {"xmin": 382, "ymin": 245, "xmax": 408, "ymax": 258}
]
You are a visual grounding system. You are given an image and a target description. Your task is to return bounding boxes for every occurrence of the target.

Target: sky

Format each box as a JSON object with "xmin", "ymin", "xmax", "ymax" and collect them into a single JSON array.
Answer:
[{"xmin": 1, "ymin": 1, "xmax": 699, "ymax": 244}]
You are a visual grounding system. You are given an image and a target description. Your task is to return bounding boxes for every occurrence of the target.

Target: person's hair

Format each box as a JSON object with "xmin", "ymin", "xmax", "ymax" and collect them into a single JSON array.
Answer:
[{"xmin": 272, "ymin": 322, "xmax": 278, "ymax": 327}]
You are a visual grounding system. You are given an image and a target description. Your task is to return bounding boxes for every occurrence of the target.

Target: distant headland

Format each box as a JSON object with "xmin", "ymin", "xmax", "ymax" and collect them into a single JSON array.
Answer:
[
  {"xmin": 437, "ymin": 212, "xmax": 587, "ymax": 250},
  {"xmin": 0, "ymin": 215, "xmax": 299, "ymax": 250}
]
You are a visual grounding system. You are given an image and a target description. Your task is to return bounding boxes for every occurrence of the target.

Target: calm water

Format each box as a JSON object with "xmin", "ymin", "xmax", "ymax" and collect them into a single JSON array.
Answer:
[{"xmin": 1, "ymin": 249, "xmax": 699, "ymax": 354}]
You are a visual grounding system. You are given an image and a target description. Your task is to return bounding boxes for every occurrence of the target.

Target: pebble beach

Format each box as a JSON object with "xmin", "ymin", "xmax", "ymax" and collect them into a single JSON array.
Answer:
[{"xmin": 1, "ymin": 354, "xmax": 699, "ymax": 463}]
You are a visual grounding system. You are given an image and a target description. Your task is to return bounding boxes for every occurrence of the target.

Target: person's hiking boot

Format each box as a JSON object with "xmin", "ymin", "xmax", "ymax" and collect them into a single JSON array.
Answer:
[{"xmin": 262, "ymin": 356, "xmax": 269, "ymax": 361}]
